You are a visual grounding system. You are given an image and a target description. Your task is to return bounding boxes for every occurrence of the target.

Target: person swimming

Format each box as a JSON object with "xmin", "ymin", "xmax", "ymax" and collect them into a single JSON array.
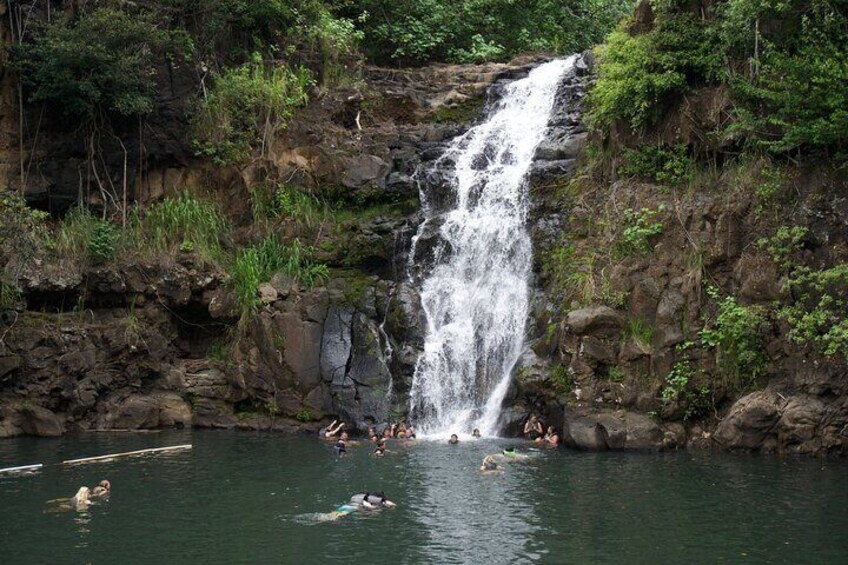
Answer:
[
  {"xmin": 318, "ymin": 491, "xmax": 396, "ymax": 521},
  {"xmin": 480, "ymin": 456, "xmax": 503, "ymax": 474},
  {"xmin": 91, "ymin": 480, "xmax": 111, "ymax": 497},
  {"xmin": 472, "ymin": 428, "xmax": 481, "ymax": 438},
  {"xmin": 448, "ymin": 434, "xmax": 459, "ymax": 445},
  {"xmin": 501, "ymin": 447, "xmax": 531, "ymax": 462},
  {"xmin": 320, "ymin": 420, "xmax": 345, "ymax": 439},
  {"xmin": 334, "ymin": 439, "xmax": 347, "ymax": 457},
  {"xmin": 70, "ymin": 486, "xmax": 91, "ymax": 510},
  {"xmin": 372, "ymin": 439, "xmax": 387, "ymax": 456}
]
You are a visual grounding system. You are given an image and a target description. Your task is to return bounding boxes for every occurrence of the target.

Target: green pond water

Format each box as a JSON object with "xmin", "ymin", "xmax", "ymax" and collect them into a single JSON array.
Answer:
[{"xmin": 1, "ymin": 430, "xmax": 846, "ymax": 564}]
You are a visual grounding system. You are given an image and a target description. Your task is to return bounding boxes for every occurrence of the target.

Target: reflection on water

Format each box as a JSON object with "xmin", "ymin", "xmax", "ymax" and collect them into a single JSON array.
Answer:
[{"xmin": 1, "ymin": 431, "xmax": 847, "ymax": 564}]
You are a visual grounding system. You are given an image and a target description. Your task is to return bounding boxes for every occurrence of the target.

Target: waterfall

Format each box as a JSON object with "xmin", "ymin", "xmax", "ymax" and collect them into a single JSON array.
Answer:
[{"xmin": 409, "ymin": 57, "xmax": 575, "ymax": 437}]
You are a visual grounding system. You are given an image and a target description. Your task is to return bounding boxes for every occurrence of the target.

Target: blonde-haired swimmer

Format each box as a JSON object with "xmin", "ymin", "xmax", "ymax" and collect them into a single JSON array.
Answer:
[
  {"xmin": 480, "ymin": 456, "xmax": 503, "ymax": 474},
  {"xmin": 71, "ymin": 487, "xmax": 91, "ymax": 509}
]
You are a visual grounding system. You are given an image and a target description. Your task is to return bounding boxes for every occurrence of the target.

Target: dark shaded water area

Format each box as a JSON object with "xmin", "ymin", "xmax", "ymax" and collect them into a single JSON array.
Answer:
[{"xmin": 1, "ymin": 430, "xmax": 847, "ymax": 564}]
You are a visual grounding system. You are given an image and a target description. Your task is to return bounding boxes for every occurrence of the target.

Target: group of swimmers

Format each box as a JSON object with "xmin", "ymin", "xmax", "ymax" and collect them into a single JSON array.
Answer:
[
  {"xmin": 316, "ymin": 415, "xmax": 560, "ymax": 519},
  {"xmin": 321, "ymin": 419, "xmax": 420, "ymax": 458}
]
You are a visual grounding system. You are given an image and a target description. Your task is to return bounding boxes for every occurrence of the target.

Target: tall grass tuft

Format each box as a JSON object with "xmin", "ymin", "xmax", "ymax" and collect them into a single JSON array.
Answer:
[
  {"xmin": 250, "ymin": 183, "xmax": 325, "ymax": 231},
  {"xmin": 57, "ymin": 206, "xmax": 101, "ymax": 258},
  {"xmin": 231, "ymin": 236, "xmax": 329, "ymax": 315},
  {"xmin": 142, "ymin": 193, "xmax": 230, "ymax": 262}
]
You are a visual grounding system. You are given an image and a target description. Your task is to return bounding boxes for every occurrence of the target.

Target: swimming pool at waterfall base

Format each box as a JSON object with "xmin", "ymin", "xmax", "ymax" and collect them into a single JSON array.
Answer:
[{"xmin": 1, "ymin": 430, "xmax": 846, "ymax": 564}]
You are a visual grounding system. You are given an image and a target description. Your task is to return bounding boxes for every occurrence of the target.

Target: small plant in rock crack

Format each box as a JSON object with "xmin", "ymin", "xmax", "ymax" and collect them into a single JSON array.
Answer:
[{"xmin": 618, "ymin": 205, "xmax": 665, "ymax": 256}]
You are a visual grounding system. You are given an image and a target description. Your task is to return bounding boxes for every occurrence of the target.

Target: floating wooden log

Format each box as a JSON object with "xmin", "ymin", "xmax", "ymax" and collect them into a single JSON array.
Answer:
[
  {"xmin": 0, "ymin": 463, "xmax": 43, "ymax": 474},
  {"xmin": 61, "ymin": 444, "xmax": 192, "ymax": 465}
]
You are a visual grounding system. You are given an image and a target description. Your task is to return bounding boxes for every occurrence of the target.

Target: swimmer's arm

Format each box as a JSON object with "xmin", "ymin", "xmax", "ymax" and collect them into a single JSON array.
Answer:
[
  {"xmin": 383, "ymin": 500, "xmax": 396, "ymax": 508},
  {"xmin": 361, "ymin": 500, "xmax": 376, "ymax": 509}
]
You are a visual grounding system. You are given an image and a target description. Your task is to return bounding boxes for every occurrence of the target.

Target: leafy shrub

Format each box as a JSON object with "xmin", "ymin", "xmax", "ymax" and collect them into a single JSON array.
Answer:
[
  {"xmin": 88, "ymin": 221, "xmax": 120, "ymax": 264},
  {"xmin": 780, "ymin": 264, "xmax": 848, "ymax": 358},
  {"xmin": 618, "ymin": 206, "xmax": 665, "ymax": 256},
  {"xmin": 13, "ymin": 7, "xmax": 174, "ymax": 119},
  {"xmin": 0, "ymin": 194, "xmax": 50, "ymax": 296},
  {"xmin": 550, "ymin": 364, "xmax": 572, "ymax": 395},
  {"xmin": 700, "ymin": 288, "xmax": 767, "ymax": 388},
  {"xmin": 757, "ymin": 226, "xmax": 808, "ymax": 269},
  {"xmin": 192, "ymin": 59, "xmax": 312, "ymax": 165},
  {"xmin": 727, "ymin": 3, "xmax": 848, "ymax": 155},
  {"xmin": 618, "ymin": 144, "xmax": 694, "ymax": 184},
  {"xmin": 662, "ymin": 342, "xmax": 694, "ymax": 403},
  {"xmin": 589, "ymin": 7, "xmax": 721, "ymax": 130},
  {"xmin": 295, "ymin": 409, "xmax": 312, "ymax": 422},
  {"xmin": 335, "ymin": 0, "xmax": 634, "ymax": 66}
]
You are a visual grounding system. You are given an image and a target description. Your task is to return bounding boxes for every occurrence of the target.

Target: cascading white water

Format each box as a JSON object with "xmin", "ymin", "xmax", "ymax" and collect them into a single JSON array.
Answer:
[{"xmin": 409, "ymin": 57, "xmax": 574, "ymax": 437}]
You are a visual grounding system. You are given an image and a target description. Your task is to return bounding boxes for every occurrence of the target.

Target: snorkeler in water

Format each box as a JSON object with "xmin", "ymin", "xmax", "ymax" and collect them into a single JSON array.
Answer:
[{"xmin": 318, "ymin": 491, "xmax": 396, "ymax": 521}]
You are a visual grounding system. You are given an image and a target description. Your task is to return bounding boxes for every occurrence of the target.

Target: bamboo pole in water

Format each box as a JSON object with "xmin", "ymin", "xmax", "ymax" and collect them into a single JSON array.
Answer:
[
  {"xmin": 61, "ymin": 445, "xmax": 192, "ymax": 465},
  {"xmin": 0, "ymin": 464, "xmax": 43, "ymax": 474}
]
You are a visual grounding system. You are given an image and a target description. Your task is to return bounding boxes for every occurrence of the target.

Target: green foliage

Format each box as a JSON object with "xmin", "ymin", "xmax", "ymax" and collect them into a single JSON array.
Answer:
[
  {"xmin": 780, "ymin": 264, "xmax": 848, "ymax": 357},
  {"xmin": 619, "ymin": 144, "xmax": 694, "ymax": 184},
  {"xmin": 550, "ymin": 364, "xmax": 572, "ymax": 395},
  {"xmin": 753, "ymin": 162, "xmax": 789, "ymax": 216},
  {"xmin": 661, "ymin": 341, "xmax": 712, "ymax": 420},
  {"xmin": 625, "ymin": 317, "xmax": 654, "ymax": 349},
  {"xmin": 55, "ymin": 207, "xmax": 92, "ymax": 257},
  {"xmin": 542, "ymin": 241, "xmax": 589, "ymax": 305},
  {"xmin": 142, "ymin": 193, "xmax": 230, "ymax": 261},
  {"xmin": 757, "ymin": 226, "xmax": 808, "ymax": 269},
  {"xmin": 13, "ymin": 7, "xmax": 175, "ymax": 119},
  {"xmin": 662, "ymin": 342, "xmax": 694, "ymax": 403},
  {"xmin": 589, "ymin": 0, "xmax": 848, "ymax": 156},
  {"xmin": 618, "ymin": 206, "xmax": 665, "ymax": 256},
  {"xmin": 192, "ymin": 60, "xmax": 313, "ymax": 165},
  {"xmin": 231, "ymin": 236, "xmax": 329, "ymax": 314},
  {"xmin": 0, "ymin": 194, "xmax": 50, "ymax": 300},
  {"xmin": 700, "ymin": 287, "xmax": 767, "ymax": 387},
  {"xmin": 683, "ymin": 385, "xmax": 713, "ymax": 421},
  {"xmin": 589, "ymin": 6, "xmax": 721, "ymax": 129},
  {"xmin": 608, "ymin": 366, "xmax": 627, "ymax": 382},
  {"xmin": 726, "ymin": 2, "xmax": 848, "ymax": 155},
  {"xmin": 88, "ymin": 221, "xmax": 120, "ymax": 264},
  {"xmin": 295, "ymin": 408, "xmax": 313, "ymax": 422},
  {"xmin": 335, "ymin": 0, "xmax": 634, "ymax": 66},
  {"xmin": 54, "ymin": 206, "xmax": 128, "ymax": 265},
  {"xmin": 274, "ymin": 185, "xmax": 324, "ymax": 227}
]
